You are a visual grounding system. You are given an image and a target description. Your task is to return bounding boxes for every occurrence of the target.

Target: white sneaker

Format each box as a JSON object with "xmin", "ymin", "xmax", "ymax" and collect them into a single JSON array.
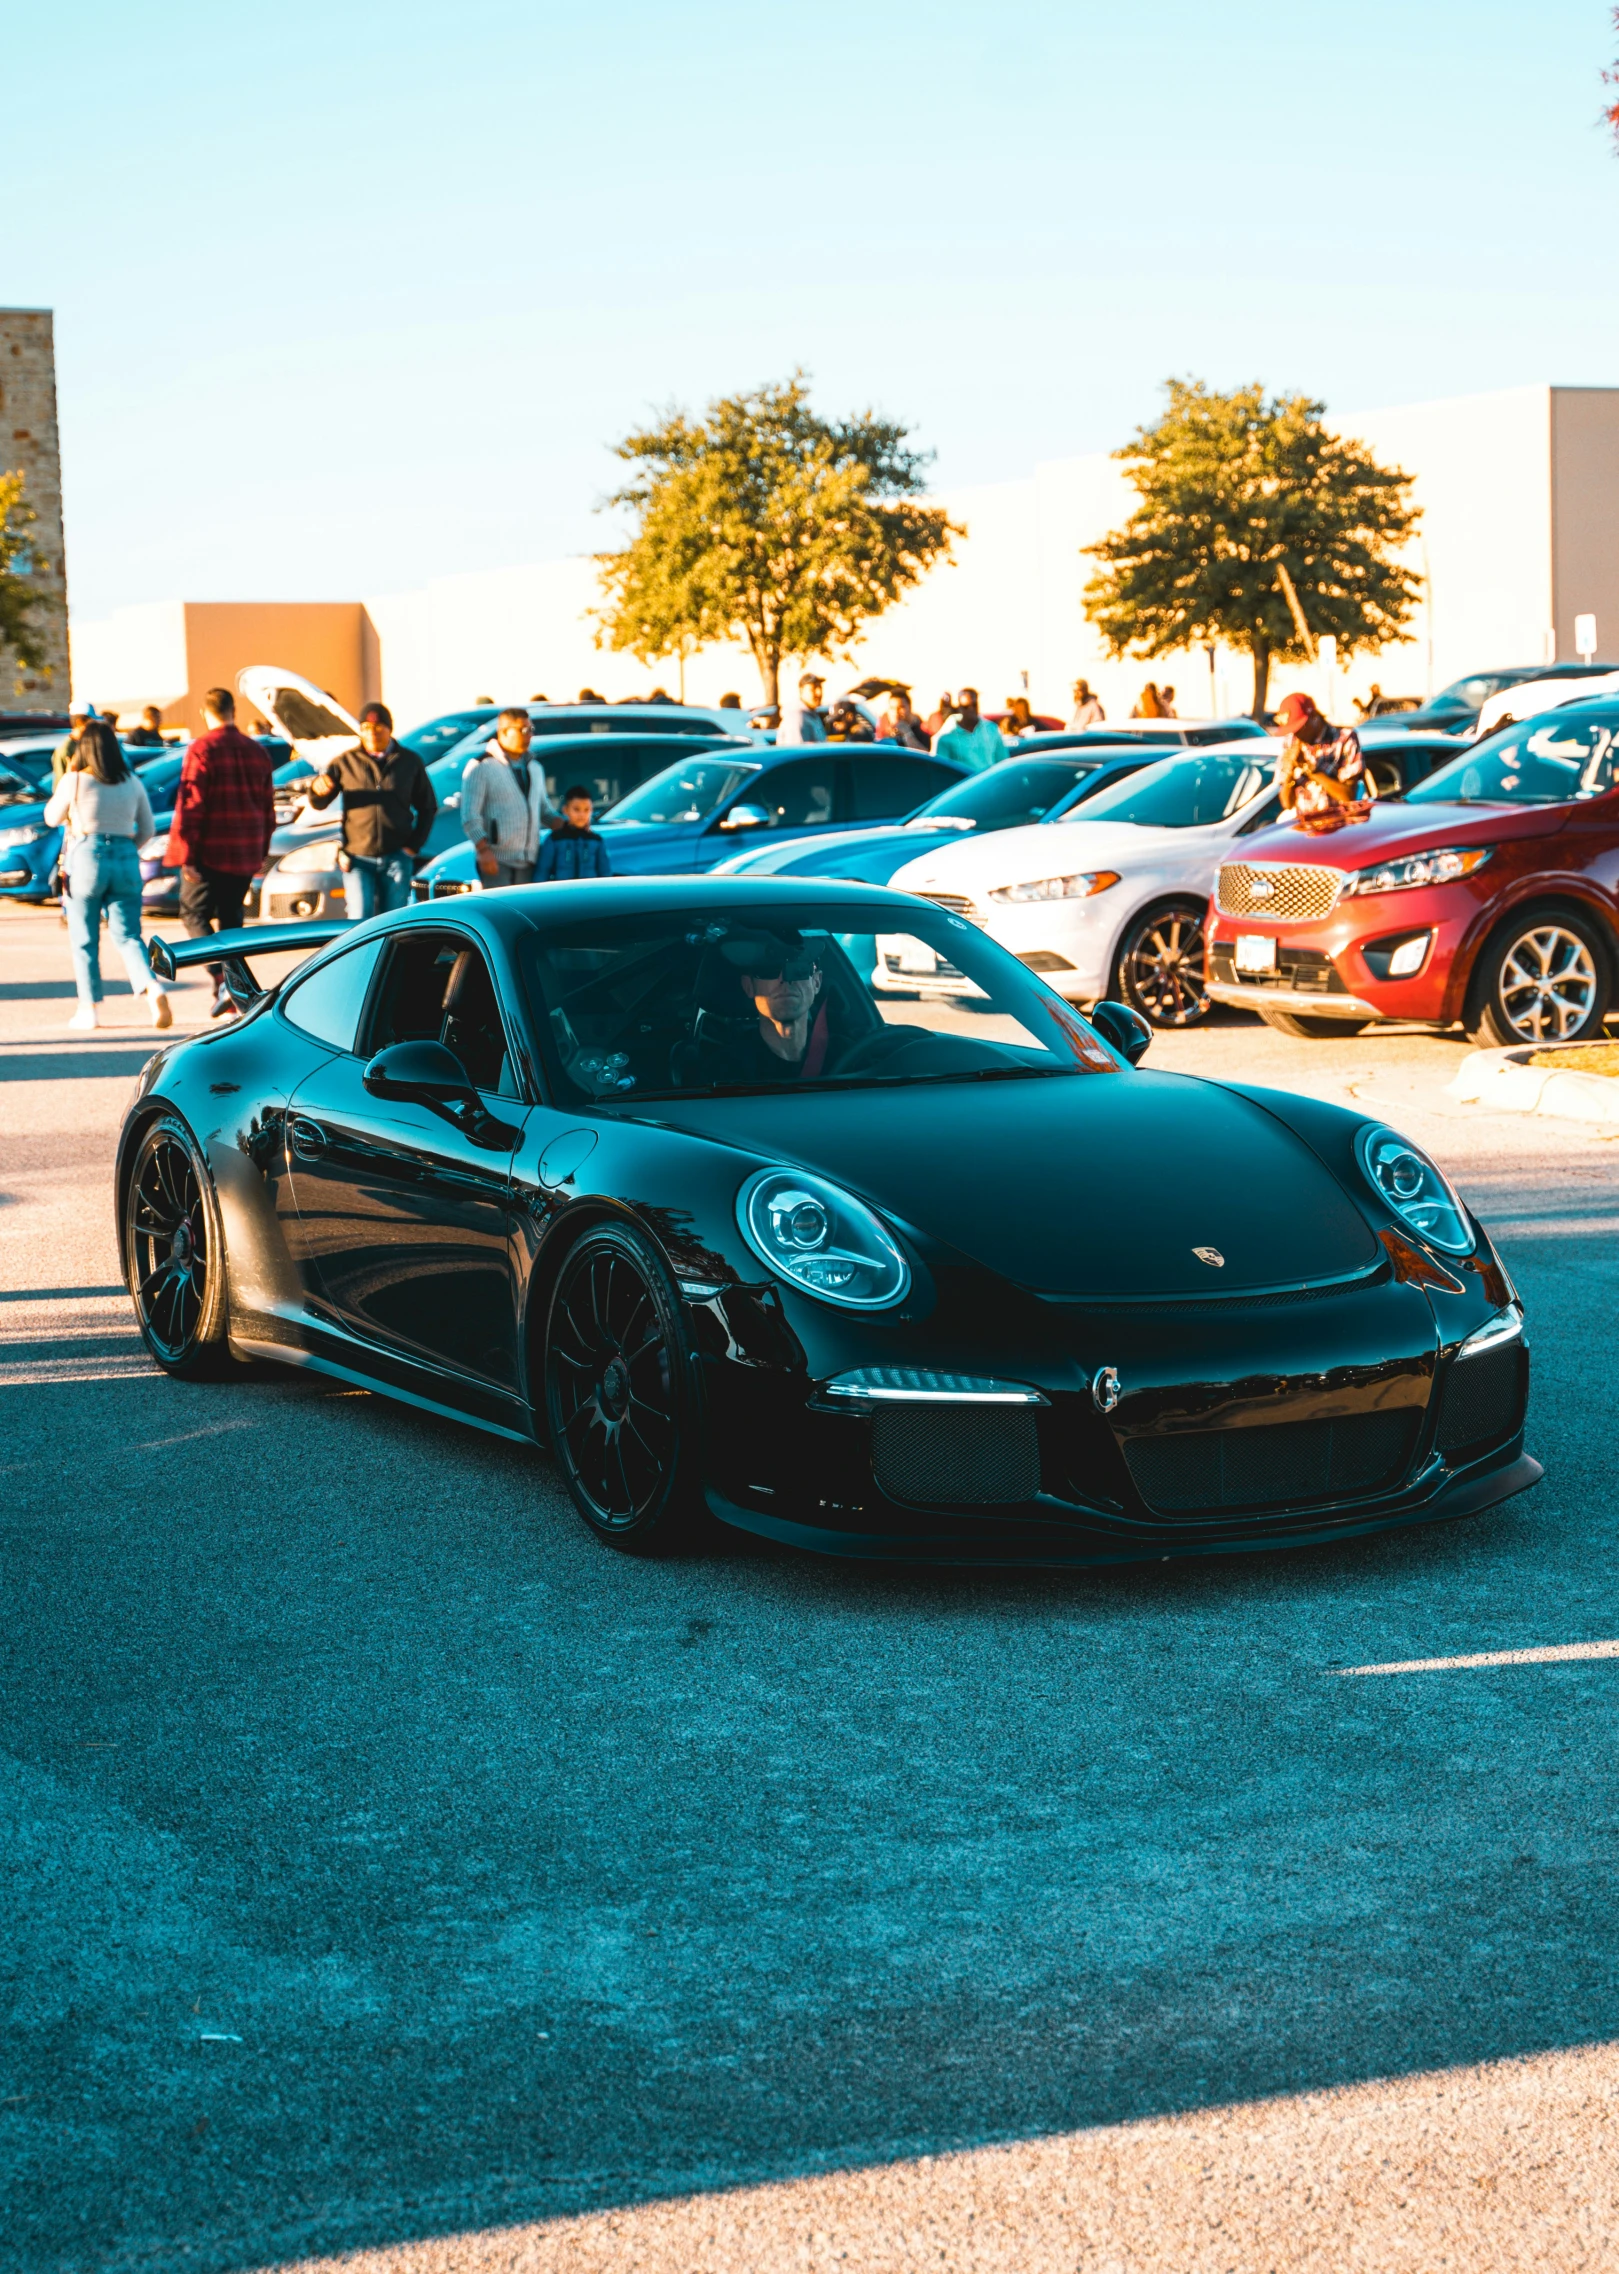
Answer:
[
  {"xmin": 149, "ymin": 989, "xmax": 173, "ymax": 1030},
  {"xmin": 67, "ymin": 1006, "xmax": 99, "ymax": 1031}
]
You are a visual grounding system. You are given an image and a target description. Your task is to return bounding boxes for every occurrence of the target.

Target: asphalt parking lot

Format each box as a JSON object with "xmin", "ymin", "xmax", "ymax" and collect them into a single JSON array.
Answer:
[{"xmin": 3, "ymin": 901, "xmax": 1619, "ymax": 2274}]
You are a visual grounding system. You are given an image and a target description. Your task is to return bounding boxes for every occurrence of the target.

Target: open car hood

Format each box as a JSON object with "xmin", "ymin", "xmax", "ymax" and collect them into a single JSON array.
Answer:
[
  {"xmin": 237, "ymin": 665, "xmax": 361, "ymax": 760},
  {"xmin": 642, "ymin": 1074, "xmax": 1380, "ymax": 1298}
]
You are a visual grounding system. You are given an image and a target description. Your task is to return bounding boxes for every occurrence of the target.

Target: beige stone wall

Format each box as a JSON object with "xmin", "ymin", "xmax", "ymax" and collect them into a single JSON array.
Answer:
[{"xmin": 0, "ymin": 308, "xmax": 70, "ymax": 711}]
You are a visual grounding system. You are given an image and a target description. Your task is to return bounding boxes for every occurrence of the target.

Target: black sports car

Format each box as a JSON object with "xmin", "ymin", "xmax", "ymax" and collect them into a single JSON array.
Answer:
[{"xmin": 123, "ymin": 880, "xmax": 1538, "ymax": 1564}]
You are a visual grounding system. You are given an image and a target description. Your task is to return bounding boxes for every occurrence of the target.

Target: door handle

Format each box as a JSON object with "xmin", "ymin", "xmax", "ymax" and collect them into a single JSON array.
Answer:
[{"xmin": 289, "ymin": 1117, "xmax": 329, "ymax": 1159}]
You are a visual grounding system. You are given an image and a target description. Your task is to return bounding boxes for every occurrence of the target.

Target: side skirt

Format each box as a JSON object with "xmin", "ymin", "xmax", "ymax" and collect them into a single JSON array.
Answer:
[{"xmin": 231, "ymin": 1332, "xmax": 541, "ymax": 1449}]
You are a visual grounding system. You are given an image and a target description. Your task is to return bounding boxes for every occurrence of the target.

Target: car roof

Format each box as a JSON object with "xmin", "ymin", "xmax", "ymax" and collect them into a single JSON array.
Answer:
[{"xmin": 383, "ymin": 873, "xmax": 937, "ymax": 943}]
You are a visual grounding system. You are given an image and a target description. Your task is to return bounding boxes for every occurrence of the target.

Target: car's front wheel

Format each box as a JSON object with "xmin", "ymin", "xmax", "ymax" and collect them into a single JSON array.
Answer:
[
  {"xmin": 125, "ymin": 1112, "xmax": 233, "ymax": 1376},
  {"xmin": 1465, "ymin": 906, "xmax": 1612, "ymax": 1048},
  {"xmin": 1114, "ymin": 900, "xmax": 1211, "ymax": 1027},
  {"xmin": 1258, "ymin": 1009, "xmax": 1370, "ymax": 1039},
  {"xmin": 542, "ymin": 1224, "xmax": 704, "ymax": 1553}
]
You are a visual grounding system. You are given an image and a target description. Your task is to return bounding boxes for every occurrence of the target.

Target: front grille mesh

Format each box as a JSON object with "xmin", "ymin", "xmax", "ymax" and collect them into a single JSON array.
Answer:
[
  {"xmin": 1436, "ymin": 1343, "xmax": 1527, "ymax": 1456},
  {"xmin": 872, "ymin": 1406, "xmax": 1040, "ymax": 1505},
  {"xmin": 1216, "ymin": 863, "xmax": 1342, "ymax": 921},
  {"xmin": 1124, "ymin": 1409, "xmax": 1417, "ymax": 1516},
  {"xmin": 917, "ymin": 891, "xmax": 986, "ymax": 926}
]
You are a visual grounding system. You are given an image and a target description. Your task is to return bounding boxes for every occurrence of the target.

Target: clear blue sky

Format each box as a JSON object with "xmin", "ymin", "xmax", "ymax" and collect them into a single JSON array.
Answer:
[{"xmin": 12, "ymin": 0, "xmax": 1619, "ymax": 618}]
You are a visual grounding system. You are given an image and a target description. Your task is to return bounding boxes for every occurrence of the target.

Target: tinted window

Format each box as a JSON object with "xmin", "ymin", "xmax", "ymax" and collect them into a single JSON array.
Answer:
[
  {"xmin": 1406, "ymin": 709, "xmax": 1619, "ymax": 807},
  {"xmin": 917, "ymin": 759, "xmax": 1097, "ymax": 830},
  {"xmin": 526, "ymin": 711, "xmax": 735, "ymax": 737},
  {"xmin": 1185, "ymin": 720, "xmax": 1265, "ymax": 743},
  {"xmin": 368, "ymin": 932, "xmax": 518, "ymax": 1097},
  {"xmin": 847, "ymin": 756, "xmax": 955, "ymax": 820},
  {"xmin": 751, "ymin": 757, "xmax": 839, "ymax": 827},
  {"xmin": 280, "ymin": 937, "xmax": 386, "ymax": 1052},
  {"xmin": 1068, "ymin": 752, "xmax": 1274, "ymax": 828},
  {"xmin": 400, "ymin": 708, "xmax": 499, "ymax": 761},
  {"xmin": 601, "ymin": 756, "xmax": 759, "ymax": 828},
  {"xmin": 540, "ymin": 736, "xmax": 740, "ymax": 814}
]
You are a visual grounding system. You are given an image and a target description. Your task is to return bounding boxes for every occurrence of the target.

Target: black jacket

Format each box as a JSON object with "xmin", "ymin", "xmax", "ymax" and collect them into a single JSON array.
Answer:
[{"xmin": 307, "ymin": 740, "xmax": 436, "ymax": 858}]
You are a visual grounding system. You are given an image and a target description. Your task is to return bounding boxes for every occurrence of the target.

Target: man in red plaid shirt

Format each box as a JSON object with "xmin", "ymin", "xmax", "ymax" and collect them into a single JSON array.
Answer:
[{"xmin": 166, "ymin": 686, "xmax": 276, "ymax": 1017}]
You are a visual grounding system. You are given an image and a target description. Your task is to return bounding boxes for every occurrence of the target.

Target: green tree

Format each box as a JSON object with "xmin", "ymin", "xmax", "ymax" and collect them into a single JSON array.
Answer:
[
  {"xmin": 595, "ymin": 373, "xmax": 960, "ymax": 708},
  {"xmin": 0, "ymin": 470, "xmax": 54, "ymax": 692},
  {"xmin": 1082, "ymin": 379, "xmax": 1422, "ymax": 715}
]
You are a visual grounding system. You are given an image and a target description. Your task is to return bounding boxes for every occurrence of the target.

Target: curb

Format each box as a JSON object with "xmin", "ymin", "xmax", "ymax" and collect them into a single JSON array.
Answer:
[{"xmin": 1449, "ymin": 1043, "xmax": 1619, "ymax": 1128}]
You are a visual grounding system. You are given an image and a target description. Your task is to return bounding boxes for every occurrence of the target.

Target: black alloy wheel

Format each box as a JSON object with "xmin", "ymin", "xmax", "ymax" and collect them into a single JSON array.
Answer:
[
  {"xmin": 543, "ymin": 1224, "xmax": 701, "ymax": 1552},
  {"xmin": 125, "ymin": 1113, "xmax": 231, "ymax": 1376},
  {"xmin": 1257, "ymin": 1009, "xmax": 1371, "ymax": 1039},
  {"xmin": 1466, "ymin": 906, "xmax": 1611, "ymax": 1048},
  {"xmin": 1116, "ymin": 900, "xmax": 1211, "ymax": 1027}
]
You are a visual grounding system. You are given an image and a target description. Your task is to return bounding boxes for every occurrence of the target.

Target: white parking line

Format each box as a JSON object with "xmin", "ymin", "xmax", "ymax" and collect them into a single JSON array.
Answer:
[{"xmin": 1338, "ymin": 1640, "xmax": 1619, "ymax": 1674}]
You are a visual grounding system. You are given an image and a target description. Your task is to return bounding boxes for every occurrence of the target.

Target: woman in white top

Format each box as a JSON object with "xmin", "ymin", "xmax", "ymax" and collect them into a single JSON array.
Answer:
[{"xmin": 44, "ymin": 721, "xmax": 171, "ymax": 1031}]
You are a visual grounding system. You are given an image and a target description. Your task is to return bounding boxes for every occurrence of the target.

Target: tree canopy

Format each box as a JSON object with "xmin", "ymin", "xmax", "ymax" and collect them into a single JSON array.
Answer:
[
  {"xmin": 0, "ymin": 472, "xmax": 52, "ymax": 694},
  {"xmin": 594, "ymin": 374, "xmax": 959, "ymax": 707},
  {"xmin": 1082, "ymin": 380, "xmax": 1422, "ymax": 714}
]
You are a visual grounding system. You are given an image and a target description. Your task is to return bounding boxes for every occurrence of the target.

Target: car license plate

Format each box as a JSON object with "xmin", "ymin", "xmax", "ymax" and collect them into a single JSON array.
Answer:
[{"xmin": 1235, "ymin": 934, "xmax": 1277, "ymax": 974}]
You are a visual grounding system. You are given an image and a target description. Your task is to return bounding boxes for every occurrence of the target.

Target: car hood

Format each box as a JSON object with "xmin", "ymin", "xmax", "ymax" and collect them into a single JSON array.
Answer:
[
  {"xmin": 1235, "ymin": 796, "xmax": 1569, "ymax": 869},
  {"xmin": 636, "ymin": 1074, "xmax": 1379, "ymax": 1298},
  {"xmin": 890, "ymin": 819, "xmax": 1223, "ymax": 894}
]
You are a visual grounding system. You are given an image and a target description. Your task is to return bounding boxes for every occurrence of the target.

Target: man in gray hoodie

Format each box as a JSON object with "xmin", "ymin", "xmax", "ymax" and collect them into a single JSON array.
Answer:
[{"xmin": 461, "ymin": 708, "xmax": 555, "ymax": 886}]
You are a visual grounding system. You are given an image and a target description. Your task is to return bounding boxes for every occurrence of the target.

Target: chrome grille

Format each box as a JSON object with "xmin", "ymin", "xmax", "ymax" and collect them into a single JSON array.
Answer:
[
  {"xmin": 918, "ymin": 890, "xmax": 986, "ymax": 926},
  {"xmin": 1216, "ymin": 862, "xmax": 1343, "ymax": 921}
]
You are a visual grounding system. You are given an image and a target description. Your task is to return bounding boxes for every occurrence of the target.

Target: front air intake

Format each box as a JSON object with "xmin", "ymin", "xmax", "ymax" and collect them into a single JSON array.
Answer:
[
  {"xmin": 1124, "ymin": 1409, "xmax": 1418, "ymax": 1516},
  {"xmin": 872, "ymin": 1406, "xmax": 1041, "ymax": 1505}
]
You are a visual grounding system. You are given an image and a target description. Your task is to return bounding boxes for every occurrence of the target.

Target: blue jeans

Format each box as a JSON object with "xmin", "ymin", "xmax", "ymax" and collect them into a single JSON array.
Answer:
[
  {"xmin": 65, "ymin": 835, "xmax": 155, "ymax": 1007},
  {"xmin": 343, "ymin": 850, "xmax": 414, "ymax": 921}
]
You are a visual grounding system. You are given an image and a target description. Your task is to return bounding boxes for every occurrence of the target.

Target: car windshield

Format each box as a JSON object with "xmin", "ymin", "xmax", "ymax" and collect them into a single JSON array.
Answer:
[
  {"xmin": 1405, "ymin": 708, "xmax": 1619, "ymax": 806},
  {"xmin": 908, "ymin": 758, "xmax": 1098, "ymax": 831},
  {"xmin": 401, "ymin": 708, "xmax": 499, "ymax": 761},
  {"xmin": 600, "ymin": 756, "xmax": 760, "ymax": 828},
  {"xmin": 1428, "ymin": 673, "xmax": 1516, "ymax": 713},
  {"xmin": 1062, "ymin": 751, "xmax": 1275, "ymax": 828},
  {"xmin": 522, "ymin": 904, "xmax": 1119, "ymax": 1104}
]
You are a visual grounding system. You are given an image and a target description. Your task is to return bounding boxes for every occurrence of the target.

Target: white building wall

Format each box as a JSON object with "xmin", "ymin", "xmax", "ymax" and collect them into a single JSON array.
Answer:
[{"xmin": 69, "ymin": 600, "xmax": 190, "ymax": 710}]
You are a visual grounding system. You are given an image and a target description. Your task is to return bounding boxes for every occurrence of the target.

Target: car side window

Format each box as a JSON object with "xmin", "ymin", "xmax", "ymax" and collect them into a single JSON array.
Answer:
[
  {"xmin": 749, "ymin": 756, "xmax": 841, "ymax": 828},
  {"xmin": 279, "ymin": 937, "xmax": 386, "ymax": 1052},
  {"xmin": 847, "ymin": 756, "xmax": 957, "ymax": 819},
  {"xmin": 366, "ymin": 932, "xmax": 521, "ymax": 1098}
]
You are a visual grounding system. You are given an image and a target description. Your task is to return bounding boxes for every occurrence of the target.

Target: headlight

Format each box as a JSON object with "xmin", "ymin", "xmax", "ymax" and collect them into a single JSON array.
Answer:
[
  {"xmin": 276, "ymin": 839, "xmax": 342, "ymax": 873},
  {"xmin": 1357, "ymin": 1123, "xmax": 1473, "ymax": 1254},
  {"xmin": 1342, "ymin": 846, "xmax": 1492, "ymax": 896},
  {"xmin": 988, "ymin": 869, "xmax": 1119, "ymax": 904},
  {"xmin": 738, "ymin": 1168, "xmax": 911, "ymax": 1309},
  {"xmin": 0, "ymin": 825, "xmax": 44, "ymax": 850}
]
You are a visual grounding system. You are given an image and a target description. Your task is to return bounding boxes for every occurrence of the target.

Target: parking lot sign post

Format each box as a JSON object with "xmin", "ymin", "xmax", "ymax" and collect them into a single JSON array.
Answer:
[{"xmin": 1576, "ymin": 613, "xmax": 1598, "ymax": 664}]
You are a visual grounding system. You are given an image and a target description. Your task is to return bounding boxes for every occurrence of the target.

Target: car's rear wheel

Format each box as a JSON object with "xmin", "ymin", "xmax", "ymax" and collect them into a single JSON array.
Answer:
[
  {"xmin": 1465, "ymin": 906, "xmax": 1612, "ymax": 1048},
  {"xmin": 542, "ymin": 1224, "xmax": 704, "ymax": 1553},
  {"xmin": 1114, "ymin": 900, "xmax": 1211, "ymax": 1027},
  {"xmin": 1258, "ymin": 1009, "xmax": 1371, "ymax": 1038},
  {"xmin": 125, "ymin": 1113, "xmax": 233, "ymax": 1376}
]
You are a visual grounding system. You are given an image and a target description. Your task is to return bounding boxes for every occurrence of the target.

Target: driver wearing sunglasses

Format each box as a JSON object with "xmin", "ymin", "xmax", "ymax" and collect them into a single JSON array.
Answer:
[{"xmin": 691, "ymin": 929, "xmax": 835, "ymax": 1085}]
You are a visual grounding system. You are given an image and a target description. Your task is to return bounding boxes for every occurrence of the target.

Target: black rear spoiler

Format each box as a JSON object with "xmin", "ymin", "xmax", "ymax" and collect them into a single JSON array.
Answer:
[{"xmin": 149, "ymin": 921, "xmax": 348, "ymax": 1006}]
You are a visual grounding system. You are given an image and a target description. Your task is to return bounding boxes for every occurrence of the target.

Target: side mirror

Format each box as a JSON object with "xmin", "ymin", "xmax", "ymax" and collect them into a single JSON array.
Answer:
[
  {"xmin": 1089, "ymin": 1000, "xmax": 1152, "ymax": 1065},
  {"xmin": 718, "ymin": 802, "xmax": 770, "ymax": 832},
  {"xmin": 364, "ymin": 1039, "xmax": 475, "ymax": 1103}
]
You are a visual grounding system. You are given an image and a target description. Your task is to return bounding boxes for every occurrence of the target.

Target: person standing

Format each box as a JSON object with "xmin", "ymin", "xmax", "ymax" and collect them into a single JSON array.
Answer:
[
  {"xmin": 1001, "ymin": 695, "xmax": 1037, "ymax": 741},
  {"xmin": 51, "ymin": 701, "xmax": 92, "ymax": 783},
  {"xmin": 934, "ymin": 688, "xmax": 1005, "ymax": 774},
  {"xmin": 534, "ymin": 785, "xmax": 612, "ymax": 880},
  {"xmin": 166, "ymin": 687, "xmax": 277, "ymax": 1018},
  {"xmin": 306, "ymin": 700, "xmax": 436, "ymax": 918},
  {"xmin": 124, "ymin": 704, "xmax": 166, "ymax": 750},
  {"xmin": 1131, "ymin": 682, "xmax": 1166, "ymax": 718},
  {"xmin": 1158, "ymin": 684, "xmax": 1178, "ymax": 717},
  {"xmin": 462, "ymin": 708, "xmax": 553, "ymax": 887},
  {"xmin": 45, "ymin": 720, "xmax": 171, "ymax": 1032},
  {"xmin": 776, "ymin": 672, "xmax": 827, "ymax": 744},
  {"xmin": 888, "ymin": 690, "xmax": 931, "ymax": 750},
  {"xmin": 1068, "ymin": 679, "xmax": 1105, "ymax": 727},
  {"xmin": 1273, "ymin": 692, "xmax": 1367, "ymax": 816}
]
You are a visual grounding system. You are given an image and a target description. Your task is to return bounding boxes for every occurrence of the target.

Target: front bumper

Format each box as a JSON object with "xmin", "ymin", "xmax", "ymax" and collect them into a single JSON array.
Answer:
[
  {"xmin": 878, "ymin": 894, "xmax": 1115, "ymax": 1000},
  {"xmin": 1207, "ymin": 978, "xmax": 1379, "ymax": 1020}
]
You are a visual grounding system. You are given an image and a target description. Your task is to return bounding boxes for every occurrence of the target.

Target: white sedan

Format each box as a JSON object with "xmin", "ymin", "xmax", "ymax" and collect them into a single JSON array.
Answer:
[{"xmin": 881, "ymin": 741, "xmax": 1281, "ymax": 1026}]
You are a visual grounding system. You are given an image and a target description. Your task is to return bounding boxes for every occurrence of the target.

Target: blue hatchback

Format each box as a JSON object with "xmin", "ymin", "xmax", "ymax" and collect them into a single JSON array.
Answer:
[{"xmin": 413, "ymin": 743, "xmax": 964, "ymax": 896}]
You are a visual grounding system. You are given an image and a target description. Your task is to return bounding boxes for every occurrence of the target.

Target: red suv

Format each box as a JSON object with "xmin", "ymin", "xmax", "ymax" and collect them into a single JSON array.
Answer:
[{"xmin": 1206, "ymin": 702, "xmax": 1619, "ymax": 1044}]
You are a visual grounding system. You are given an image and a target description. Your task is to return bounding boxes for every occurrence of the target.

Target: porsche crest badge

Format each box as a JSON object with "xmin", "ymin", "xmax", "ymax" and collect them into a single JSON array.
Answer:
[
  {"xmin": 1193, "ymin": 1246, "xmax": 1225, "ymax": 1267},
  {"xmin": 1091, "ymin": 1365, "xmax": 1121, "ymax": 1414}
]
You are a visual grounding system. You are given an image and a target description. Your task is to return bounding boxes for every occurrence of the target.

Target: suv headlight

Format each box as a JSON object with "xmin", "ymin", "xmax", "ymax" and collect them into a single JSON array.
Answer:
[
  {"xmin": 275, "ymin": 839, "xmax": 342, "ymax": 873},
  {"xmin": 1357, "ymin": 1122, "xmax": 1473, "ymax": 1254},
  {"xmin": 1342, "ymin": 846, "xmax": 1492, "ymax": 896},
  {"xmin": 988, "ymin": 869, "xmax": 1119, "ymax": 904},
  {"xmin": 0, "ymin": 824, "xmax": 44, "ymax": 850},
  {"xmin": 738, "ymin": 1168, "xmax": 910, "ymax": 1309}
]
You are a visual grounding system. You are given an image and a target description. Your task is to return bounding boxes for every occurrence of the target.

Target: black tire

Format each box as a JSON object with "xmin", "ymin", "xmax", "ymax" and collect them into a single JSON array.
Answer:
[
  {"xmin": 1258, "ymin": 1009, "xmax": 1370, "ymax": 1038},
  {"xmin": 124, "ymin": 1112, "xmax": 233, "ymax": 1377},
  {"xmin": 1114, "ymin": 900, "xmax": 1210, "ymax": 1028},
  {"xmin": 542, "ymin": 1223, "xmax": 705, "ymax": 1554},
  {"xmin": 1465, "ymin": 905, "xmax": 1612, "ymax": 1048}
]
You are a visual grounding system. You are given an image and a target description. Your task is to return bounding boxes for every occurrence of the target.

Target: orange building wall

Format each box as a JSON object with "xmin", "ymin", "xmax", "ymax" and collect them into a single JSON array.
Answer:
[{"xmin": 154, "ymin": 602, "xmax": 381, "ymax": 732}]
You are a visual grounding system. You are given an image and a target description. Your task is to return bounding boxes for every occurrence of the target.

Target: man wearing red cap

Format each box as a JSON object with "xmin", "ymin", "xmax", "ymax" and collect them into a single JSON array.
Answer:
[{"xmin": 1273, "ymin": 692, "xmax": 1367, "ymax": 818}]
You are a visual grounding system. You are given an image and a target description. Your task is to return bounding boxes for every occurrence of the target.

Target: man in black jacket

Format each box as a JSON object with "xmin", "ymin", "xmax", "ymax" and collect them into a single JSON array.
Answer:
[{"xmin": 306, "ymin": 703, "xmax": 437, "ymax": 918}]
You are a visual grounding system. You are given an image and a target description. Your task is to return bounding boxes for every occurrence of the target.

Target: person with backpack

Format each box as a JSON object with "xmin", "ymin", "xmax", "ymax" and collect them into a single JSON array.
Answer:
[{"xmin": 534, "ymin": 786, "xmax": 612, "ymax": 880}]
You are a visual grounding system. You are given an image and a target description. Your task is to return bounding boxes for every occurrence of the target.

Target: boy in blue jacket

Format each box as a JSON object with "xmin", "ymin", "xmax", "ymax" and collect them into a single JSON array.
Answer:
[{"xmin": 534, "ymin": 786, "xmax": 612, "ymax": 881}]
